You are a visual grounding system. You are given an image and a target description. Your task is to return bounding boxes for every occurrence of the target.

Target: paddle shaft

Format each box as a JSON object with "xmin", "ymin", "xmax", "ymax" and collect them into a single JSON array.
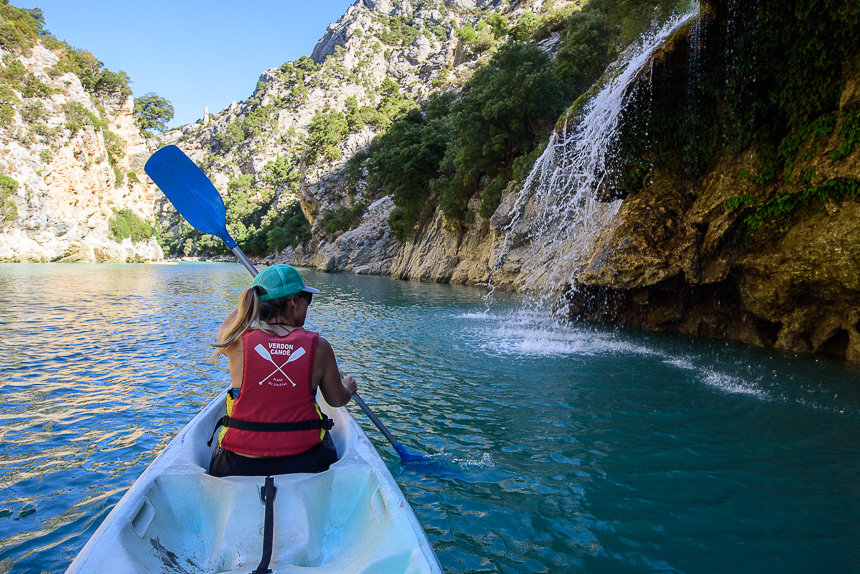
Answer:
[
  {"xmin": 233, "ymin": 246, "xmax": 258, "ymax": 277},
  {"xmin": 352, "ymin": 394, "xmax": 400, "ymax": 450},
  {"xmin": 144, "ymin": 145, "xmax": 425, "ymax": 461}
]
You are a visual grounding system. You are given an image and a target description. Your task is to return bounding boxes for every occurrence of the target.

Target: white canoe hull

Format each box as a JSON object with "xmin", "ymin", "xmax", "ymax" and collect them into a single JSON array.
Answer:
[{"xmin": 67, "ymin": 391, "xmax": 443, "ymax": 574}]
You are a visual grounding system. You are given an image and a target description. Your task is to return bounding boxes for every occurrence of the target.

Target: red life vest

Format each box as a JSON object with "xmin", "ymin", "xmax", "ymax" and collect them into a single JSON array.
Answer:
[{"xmin": 218, "ymin": 328, "xmax": 329, "ymax": 457}]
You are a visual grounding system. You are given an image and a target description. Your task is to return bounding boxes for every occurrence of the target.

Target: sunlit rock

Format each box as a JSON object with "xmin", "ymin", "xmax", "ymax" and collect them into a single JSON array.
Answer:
[{"xmin": 0, "ymin": 43, "xmax": 161, "ymax": 264}]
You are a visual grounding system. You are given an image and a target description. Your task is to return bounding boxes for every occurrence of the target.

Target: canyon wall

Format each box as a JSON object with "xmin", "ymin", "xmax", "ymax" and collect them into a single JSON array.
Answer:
[
  {"xmin": 0, "ymin": 38, "xmax": 162, "ymax": 263},
  {"xmin": 273, "ymin": 0, "xmax": 860, "ymax": 364},
  {"xmin": 9, "ymin": 0, "xmax": 853, "ymax": 365}
]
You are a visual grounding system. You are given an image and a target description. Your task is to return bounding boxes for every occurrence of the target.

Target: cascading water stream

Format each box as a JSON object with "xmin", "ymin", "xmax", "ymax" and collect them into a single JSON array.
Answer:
[{"xmin": 488, "ymin": 4, "xmax": 701, "ymax": 314}]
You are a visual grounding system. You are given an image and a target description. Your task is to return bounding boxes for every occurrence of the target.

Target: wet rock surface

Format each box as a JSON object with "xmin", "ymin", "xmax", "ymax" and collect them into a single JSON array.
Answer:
[{"xmin": 547, "ymin": 7, "xmax": 860, "ymax": 363}]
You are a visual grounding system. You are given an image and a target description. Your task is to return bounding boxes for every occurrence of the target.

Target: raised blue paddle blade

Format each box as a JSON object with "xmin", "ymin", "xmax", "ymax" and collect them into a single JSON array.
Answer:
[{"xmin": 144, "ymin": 145, "xmax": 237, "ymax": 249}]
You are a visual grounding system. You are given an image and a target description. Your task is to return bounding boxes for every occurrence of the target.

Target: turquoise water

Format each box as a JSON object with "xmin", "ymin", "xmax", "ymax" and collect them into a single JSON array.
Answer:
[{"xmin": 1, "ymin": 263, "xmax": 858, "ymax": 573}]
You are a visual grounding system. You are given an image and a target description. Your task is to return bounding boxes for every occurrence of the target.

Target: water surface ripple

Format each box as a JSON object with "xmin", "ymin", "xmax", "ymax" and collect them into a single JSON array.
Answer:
[{"xmin": 0, "ymin": 263, "xmax": 858, "ymax": 573}]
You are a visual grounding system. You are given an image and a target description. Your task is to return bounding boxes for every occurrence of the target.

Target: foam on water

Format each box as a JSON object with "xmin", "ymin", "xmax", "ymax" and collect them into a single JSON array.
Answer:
[
  {"xmin": 460, "ymin": 306, "xmax": 815, "ymax": 406},
  {"xmin": 493, "ymin": 337, "xmax": 587, "ymax": 356},
  {"xmin": 700, "ymin": 368, "xmax": 767, "ymax": 398},
  {"xmin": 464, "ymin": 304, "xmax": 662, "ymax": 359},
  {"xmin": 662, "ymin": 355, "xmax": 771, "ymax": 399},
  {"xmin": 455, "ymin": 312, "xmax": 496, "ymax": 321},
  {"xmin": 477, "ymin": 323, "xmax": 603, "ymax": 357},
  {"xmin": 663, "ymin": 358, "xmax": 697, "ymax": 371}
]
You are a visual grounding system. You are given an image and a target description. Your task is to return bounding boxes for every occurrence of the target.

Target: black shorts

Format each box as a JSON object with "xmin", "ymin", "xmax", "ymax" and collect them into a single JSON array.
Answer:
[{"xmin": 208, "ymin": 432, "xmax": 338, "ymax": 477}]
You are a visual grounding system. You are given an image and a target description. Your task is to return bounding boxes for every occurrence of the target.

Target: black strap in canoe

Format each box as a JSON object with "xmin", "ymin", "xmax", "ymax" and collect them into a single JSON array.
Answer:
[
  {"xmin": 206, "ymin": 415, "xmax": 335, "ymax": 447},
  {"xmin": 253, "ymin": 476, "xmax": 275, "ymax": 574}
]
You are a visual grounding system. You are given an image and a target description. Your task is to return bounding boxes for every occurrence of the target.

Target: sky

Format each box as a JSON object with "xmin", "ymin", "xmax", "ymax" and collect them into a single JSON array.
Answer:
[{"xmin": 14, "ymin": 0, "xmax": 358, "ymax": 128}]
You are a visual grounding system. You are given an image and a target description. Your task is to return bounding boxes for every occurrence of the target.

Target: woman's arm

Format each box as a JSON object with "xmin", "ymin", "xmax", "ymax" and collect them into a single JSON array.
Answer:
[{"xmin": 314, "ymin": 336, "xmax": 357, "ymax": 407}]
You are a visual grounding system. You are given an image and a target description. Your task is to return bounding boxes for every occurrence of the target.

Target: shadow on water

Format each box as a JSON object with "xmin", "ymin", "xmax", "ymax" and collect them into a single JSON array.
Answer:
[{"xmin": 352, "ymin": 294, "xmax": 860, "ymax": 573}]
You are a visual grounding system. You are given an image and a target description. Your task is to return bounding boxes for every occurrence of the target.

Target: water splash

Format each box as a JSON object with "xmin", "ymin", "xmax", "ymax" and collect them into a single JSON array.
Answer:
[
  {"xmin": 394, "ymin": 451, "xmax": 495, "ymax": 477},
  {"xmin": 488, "ymin": 5, "xmax": 701, "ymax": 313},
  {"xmin": 700, "ymin": 368, "xmax": 768, "ymax": 397},
  {"xmin": 450, "ymin": 452, "xmax": 494, "ymax": 468},
  {"xmin": 431, "ymin": 451, "xmax": 495, "ymax": 469}
]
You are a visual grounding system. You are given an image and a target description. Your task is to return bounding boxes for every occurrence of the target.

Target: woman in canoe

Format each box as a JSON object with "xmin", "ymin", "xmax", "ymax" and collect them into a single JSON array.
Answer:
[{"xmin": 208, "ymin": 264, "xmax": 357, "ymax": 477}]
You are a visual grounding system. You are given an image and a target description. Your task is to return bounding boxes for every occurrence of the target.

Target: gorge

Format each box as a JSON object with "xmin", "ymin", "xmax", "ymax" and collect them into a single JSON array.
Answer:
[{"xmin": 0, "ymin": 0, "xmax": 858, "ymax": 364}]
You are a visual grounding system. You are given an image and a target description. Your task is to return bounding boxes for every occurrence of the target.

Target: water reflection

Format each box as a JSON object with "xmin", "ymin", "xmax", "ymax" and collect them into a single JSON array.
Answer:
[
  {"xmin": 0, "ymin": 263, "xmax": 858, "ymax": 573},
  {"xmin": 0, "ymin": 263, "xmax": 237, "ymax": 573}
]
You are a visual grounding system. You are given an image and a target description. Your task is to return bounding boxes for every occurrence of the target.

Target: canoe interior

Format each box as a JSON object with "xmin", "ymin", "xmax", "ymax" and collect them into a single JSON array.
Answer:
[{"xmin": 66, "ymin": 391, "xmax": 442, "ymax": 574}]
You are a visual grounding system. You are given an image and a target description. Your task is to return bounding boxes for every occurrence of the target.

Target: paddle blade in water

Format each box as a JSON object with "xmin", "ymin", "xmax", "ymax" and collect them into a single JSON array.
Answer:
[
  {"xmin": 144, "ymin": 146, "xmax": 237, "ymax": 249},
  {"xmin": 394, "ymin": 442, "xmax": 432, "ymax": 463}
]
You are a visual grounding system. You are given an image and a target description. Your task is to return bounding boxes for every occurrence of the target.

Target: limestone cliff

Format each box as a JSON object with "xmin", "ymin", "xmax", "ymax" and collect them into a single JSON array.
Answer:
[
  {"xmin": 0, "ymin": 37, "xmax": 162, "ymax": 263},
  {"xmin": 289, "ymin": 0, "xmax": 860, "ymax": 365},
  {"xmin": 163, "ymin": 0, "xmax": 572, "ymax": 266},
  {"xmin": 155, "ymin": 0, "xmax": 859, "ymax": 366}
]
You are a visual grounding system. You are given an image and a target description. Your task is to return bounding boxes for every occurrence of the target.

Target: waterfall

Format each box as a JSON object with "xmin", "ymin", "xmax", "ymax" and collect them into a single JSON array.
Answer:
[{"xmin": 488, "ymin": 5, "xmax": 701, "ymax": 312}]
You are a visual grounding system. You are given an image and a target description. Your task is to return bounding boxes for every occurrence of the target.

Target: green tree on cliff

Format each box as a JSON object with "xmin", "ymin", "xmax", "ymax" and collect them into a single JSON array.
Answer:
[
  {"xmin": 435, "ymin": 41, "xmax": 571, "ymax": 221},
  {"xmin": 0, "ymin": 173, "xmax": 18, "ymax": 222},
  {"xmin": 555, "ymin": 11, "xmax": 614, "ymax": 95},
  {"xmin": 306, "ymin": 109, "xmax": 348, "ymax": 163},
  {"xmin": 367, "ymin": 93, "xmax": 453, "ymax": 241},
  {"xmin": 134, "ymin": 92, "xmax": 174, "ymax": 137}
]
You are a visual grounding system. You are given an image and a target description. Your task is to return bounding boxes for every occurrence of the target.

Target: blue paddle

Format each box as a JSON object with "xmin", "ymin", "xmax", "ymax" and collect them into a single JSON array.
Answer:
[{"xmin": 144, "ymin": 145, "xmax": 429, "ymax": 463}]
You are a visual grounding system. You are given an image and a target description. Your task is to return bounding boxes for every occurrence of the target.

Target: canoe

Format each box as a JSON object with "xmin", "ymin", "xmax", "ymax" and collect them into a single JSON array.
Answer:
[
  {"xmin": 145, "ymin": 260, "xmax": 179, "ymax": 265},
  {"xmin": 66, "ymin": 390, "xmax": 443, "ymax": 574}
]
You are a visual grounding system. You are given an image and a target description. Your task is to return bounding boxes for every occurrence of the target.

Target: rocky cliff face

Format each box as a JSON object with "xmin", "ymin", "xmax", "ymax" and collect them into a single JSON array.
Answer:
[
  {"xmin": 158, "ymin": 0, "xmax": 860, "ymax": 365},
  {"xmin": 497, "ymin": 1, "xmax": 860, "ymax": 364},
  {"xmin": 165, "ymin": 0, "xmax": 564, "ymax": 265},
  {"xmin": 279, "ymin": 195, "xmax": 402, "ymax": 275},
  {"xmin": 0, "ymin": 42, "xmax": 162, "ymax": 263}
]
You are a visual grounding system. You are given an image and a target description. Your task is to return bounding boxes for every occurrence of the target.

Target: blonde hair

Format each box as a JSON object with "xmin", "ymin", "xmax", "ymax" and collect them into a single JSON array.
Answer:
[{"xmin": 210, "ymin": 286, "xmax": 299, "ymax": 360}]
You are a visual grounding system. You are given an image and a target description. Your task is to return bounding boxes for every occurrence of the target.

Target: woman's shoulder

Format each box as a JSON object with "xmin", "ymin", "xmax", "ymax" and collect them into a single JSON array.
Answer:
[{"xmin": 314, "ymin": 334, "xmax": 332, "ymax": 353}]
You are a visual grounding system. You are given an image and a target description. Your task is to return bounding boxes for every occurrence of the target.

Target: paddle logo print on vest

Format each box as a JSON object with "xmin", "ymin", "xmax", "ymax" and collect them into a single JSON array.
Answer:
[{"xmin": 254, "ymin": 344, "xmax": 305, "ymax": 386}]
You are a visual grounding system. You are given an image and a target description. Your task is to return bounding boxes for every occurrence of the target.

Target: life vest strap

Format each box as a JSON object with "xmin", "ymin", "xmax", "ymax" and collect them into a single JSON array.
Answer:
[{"xmin": 206, "ymin": 415, "xmax": 334, "ymax": 447}]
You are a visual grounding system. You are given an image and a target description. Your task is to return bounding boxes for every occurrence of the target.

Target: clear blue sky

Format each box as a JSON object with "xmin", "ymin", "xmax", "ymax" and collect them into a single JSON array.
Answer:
[{"xmin": 15, "ymin": 0, "xmax": 358, "ymax": 128}]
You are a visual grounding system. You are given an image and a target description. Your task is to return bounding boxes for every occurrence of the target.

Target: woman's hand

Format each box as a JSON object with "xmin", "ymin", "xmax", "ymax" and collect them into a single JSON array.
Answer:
[{"xmin": 341, "ymin": 375, "xmax": 358, "ymax": 396}]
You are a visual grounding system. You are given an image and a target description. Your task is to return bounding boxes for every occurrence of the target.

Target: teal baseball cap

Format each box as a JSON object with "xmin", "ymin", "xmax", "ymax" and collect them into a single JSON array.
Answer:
[{"xmin": 252, "ymin": 265, "xmax": 320, "ymax": 302}]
